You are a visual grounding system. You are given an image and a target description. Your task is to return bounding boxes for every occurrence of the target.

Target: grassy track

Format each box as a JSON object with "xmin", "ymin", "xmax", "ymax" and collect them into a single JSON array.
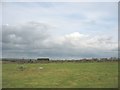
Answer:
[{"xmin": 2, "ymin": 62, "xmax": 118, "ymax": 88}]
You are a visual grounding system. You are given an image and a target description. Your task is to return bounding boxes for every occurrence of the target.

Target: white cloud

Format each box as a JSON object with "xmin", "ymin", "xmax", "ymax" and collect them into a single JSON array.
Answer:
[{"xmin": 54, "ymin": 32, "xmax": 117, "ymax": 50}]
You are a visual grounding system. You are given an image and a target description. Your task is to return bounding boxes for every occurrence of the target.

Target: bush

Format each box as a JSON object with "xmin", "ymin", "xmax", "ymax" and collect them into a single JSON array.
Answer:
[{"xmin": 18, "ymin": 65, "xmax": 26, "ymax": 71}]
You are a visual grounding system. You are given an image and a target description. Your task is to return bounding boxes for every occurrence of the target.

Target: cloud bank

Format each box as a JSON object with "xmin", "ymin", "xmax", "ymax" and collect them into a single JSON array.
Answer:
[
  {"xmin": 2, "ymin": 2, "xmax": 118, "ymax": 59},
  {"xmin": 2, "ymin": 21, "xmax": 118, "ymax": 59}
]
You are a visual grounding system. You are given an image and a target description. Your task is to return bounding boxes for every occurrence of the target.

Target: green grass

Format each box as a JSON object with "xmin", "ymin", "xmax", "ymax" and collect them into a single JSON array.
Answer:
[
  {"xmin": 2, "ymin": 62, "xmax": 118, "ymax": 88},
  {"xmin": 0, "ymin": 61, "xmax": 2, "ymax": 89}
]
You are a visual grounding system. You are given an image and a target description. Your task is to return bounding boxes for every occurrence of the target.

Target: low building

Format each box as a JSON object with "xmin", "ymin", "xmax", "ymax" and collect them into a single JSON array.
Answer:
[{"xmin": 37, "ymin": 58, "xmax": 49, "ymax": 62}]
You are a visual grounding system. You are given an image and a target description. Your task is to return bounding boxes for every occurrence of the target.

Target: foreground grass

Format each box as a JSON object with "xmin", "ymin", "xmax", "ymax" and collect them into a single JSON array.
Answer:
[{"xmin": 2, "ymin": 62, "xmax": 118, "ymax": 88}]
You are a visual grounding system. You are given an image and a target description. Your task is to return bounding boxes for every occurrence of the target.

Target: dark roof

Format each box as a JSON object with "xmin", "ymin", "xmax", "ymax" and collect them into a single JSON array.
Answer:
[{"xmin": 37, "ymin": 58, "xmax": 49, "ymax": 60}]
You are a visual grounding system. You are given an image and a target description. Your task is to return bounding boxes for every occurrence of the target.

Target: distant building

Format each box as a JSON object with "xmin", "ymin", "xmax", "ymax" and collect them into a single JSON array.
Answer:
[{"xmin": 37, "ymin": 58, "xmax": 49, "ymax": 62}]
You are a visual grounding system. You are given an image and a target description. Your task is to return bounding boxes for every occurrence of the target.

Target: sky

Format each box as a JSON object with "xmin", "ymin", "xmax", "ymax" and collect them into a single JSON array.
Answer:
[
  {"xmin": 1, "ymin": 0, "xmax": 120, "ymax": 2},
  {"xmin": 1, "ymin": 2, "xmax": 118, "ymax": 59}
]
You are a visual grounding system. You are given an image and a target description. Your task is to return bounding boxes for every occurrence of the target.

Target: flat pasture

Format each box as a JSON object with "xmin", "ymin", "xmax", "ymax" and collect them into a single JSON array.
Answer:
[{"xmin": 2, "ymin": 62, "xmax": 118, "ymax": 88}]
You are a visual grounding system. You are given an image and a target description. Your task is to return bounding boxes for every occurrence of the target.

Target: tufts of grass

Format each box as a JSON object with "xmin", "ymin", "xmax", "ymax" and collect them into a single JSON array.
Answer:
[{"xmin": 2, "ymin": 62, "xmax": 118, "ymax": 88}]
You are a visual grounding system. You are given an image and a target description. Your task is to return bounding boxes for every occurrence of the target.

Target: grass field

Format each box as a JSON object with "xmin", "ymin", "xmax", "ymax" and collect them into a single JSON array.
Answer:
[{"xmin": 2, "ymin": 62, "xmax": 118, "ymax": 88}]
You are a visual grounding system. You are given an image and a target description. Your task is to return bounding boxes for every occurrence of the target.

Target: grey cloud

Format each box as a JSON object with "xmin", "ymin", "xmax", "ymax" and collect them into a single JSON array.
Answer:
[
  {"xmin": 2, "ymin": 21, "xmax": 52, "ymax": 57},
  {"xmin": 2, "ymin": 22, "xmax": 118, "ymax": 59}
]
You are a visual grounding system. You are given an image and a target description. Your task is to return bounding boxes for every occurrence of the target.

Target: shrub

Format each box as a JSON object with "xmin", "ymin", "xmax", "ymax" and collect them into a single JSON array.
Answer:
[{"xmin": 18, "ymin": 65, "xmax": 26, "ymax": 71}]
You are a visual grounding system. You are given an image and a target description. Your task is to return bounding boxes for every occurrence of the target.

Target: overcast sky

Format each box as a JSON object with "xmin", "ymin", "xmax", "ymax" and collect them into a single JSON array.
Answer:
[{"xmin": 1, "ymin": 2, "xmax": 118, "ymax": 59}]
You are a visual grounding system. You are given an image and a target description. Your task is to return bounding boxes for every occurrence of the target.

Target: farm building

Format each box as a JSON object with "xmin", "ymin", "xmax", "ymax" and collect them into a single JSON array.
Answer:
[{"xmin": 37, "ymin": 58, "xmax": 49, "ymax": 62}]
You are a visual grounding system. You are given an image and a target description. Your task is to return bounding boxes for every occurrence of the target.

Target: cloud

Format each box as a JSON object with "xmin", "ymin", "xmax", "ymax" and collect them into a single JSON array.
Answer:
[
  {"xmin": 2, "ymin": 21, "xmax": 117, "ymax": 59},
  {"xmin": 2, "ymin": 21, "xmax": 52, "ymax": 52},
  {"xmin": 50, "ymin": 32, "xmax": 117, "ymax": 51},
  {"xmin": 2, "ymin": 2, "xmax": 118, "ymax": 59}
]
